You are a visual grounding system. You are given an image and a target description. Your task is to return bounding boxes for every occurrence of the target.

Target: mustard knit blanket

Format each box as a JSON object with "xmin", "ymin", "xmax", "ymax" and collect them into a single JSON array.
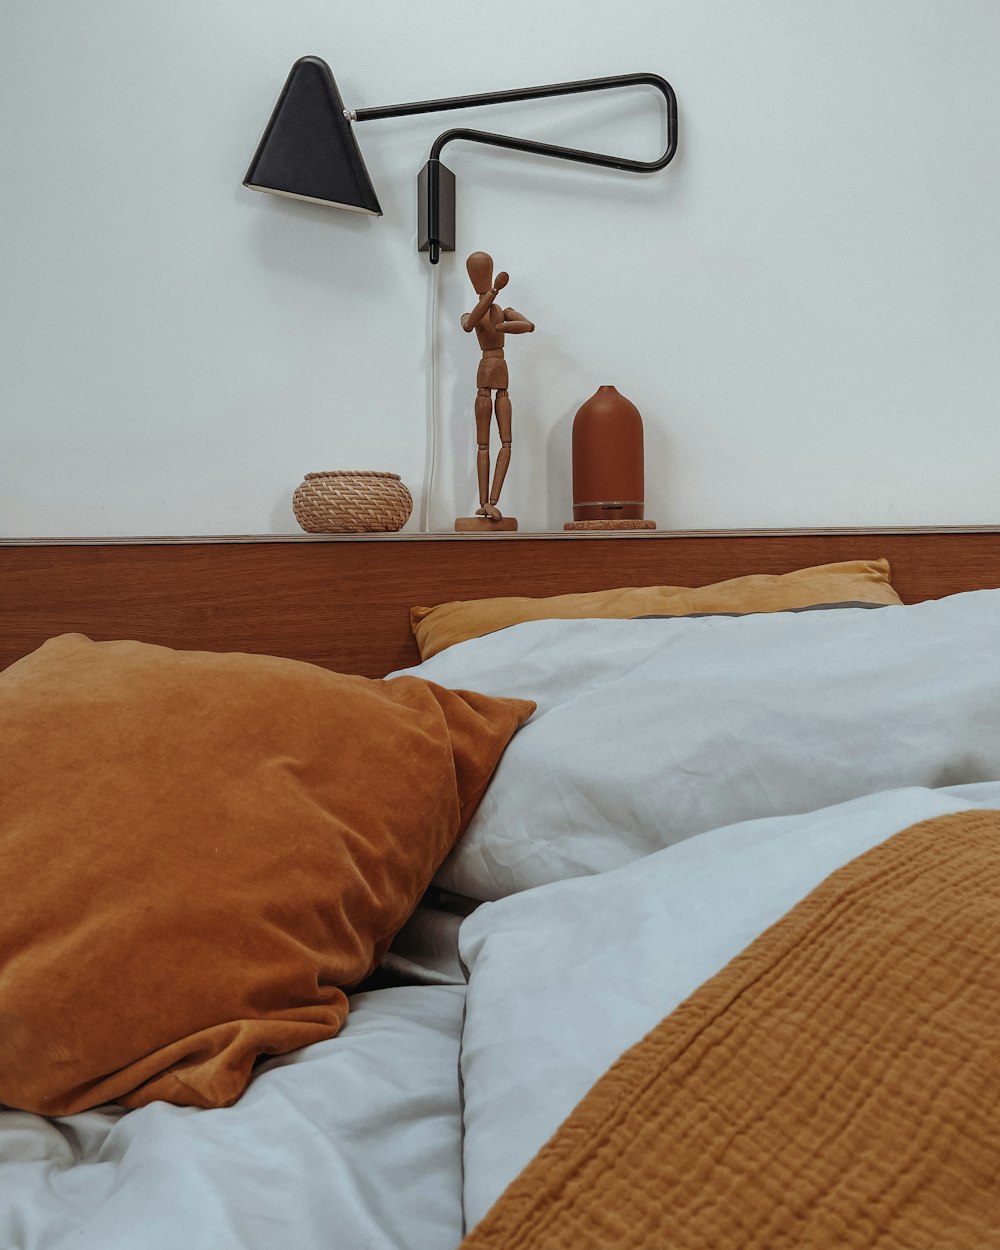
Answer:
[{"xmin": 461, "ymin": 810, "xmax": 1000, "ymax": 1249}]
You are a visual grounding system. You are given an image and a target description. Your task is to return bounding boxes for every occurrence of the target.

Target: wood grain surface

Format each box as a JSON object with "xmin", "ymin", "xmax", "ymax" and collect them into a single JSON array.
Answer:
[{"xmin": 3, "ymin": 531, "xmax": 999, "ymax": 677}]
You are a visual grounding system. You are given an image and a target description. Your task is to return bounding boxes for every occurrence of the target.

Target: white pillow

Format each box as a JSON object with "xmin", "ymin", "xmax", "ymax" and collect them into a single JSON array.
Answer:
[
  {"xmin": 456, "ymin": 782, "xmax": 1000, "ymax": 1230},
  {"xmin": 396, "ymin": 590, "xmax": 1000, "ymax": 901}
]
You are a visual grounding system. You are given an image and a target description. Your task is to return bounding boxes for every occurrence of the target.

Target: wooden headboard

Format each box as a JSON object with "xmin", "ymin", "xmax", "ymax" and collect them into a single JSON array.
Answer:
[{"xmin": 3, "ymin": 529, "xmax": 1000, "ymax": 678}]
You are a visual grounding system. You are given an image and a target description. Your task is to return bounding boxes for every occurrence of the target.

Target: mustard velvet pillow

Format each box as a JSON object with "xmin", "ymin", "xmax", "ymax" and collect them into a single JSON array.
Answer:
[
  {"xmin": 410, "ymin": 559, "xmax": 902, "ymax": 660},
  {"xmin": 0, "ymin": 635, "xmax": 534, "ymax": 1115}
]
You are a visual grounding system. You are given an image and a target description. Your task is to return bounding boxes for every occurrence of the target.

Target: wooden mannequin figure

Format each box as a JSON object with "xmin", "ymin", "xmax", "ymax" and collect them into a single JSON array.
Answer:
[{"xmin": 454, "ymin": 251, "xmax": 535, "ymax": 532}]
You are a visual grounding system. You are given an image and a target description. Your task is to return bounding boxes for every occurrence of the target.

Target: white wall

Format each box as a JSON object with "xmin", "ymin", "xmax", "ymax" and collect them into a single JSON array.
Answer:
[{"xmin": 2, "ymin": 1, "xmax": 998, "ymax": 537}]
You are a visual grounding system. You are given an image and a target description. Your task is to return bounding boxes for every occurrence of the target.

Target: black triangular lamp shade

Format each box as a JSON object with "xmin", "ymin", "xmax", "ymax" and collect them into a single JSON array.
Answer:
[{"xmin": 243, "ymin": 57, "xmax": 382, "ymax": 216}]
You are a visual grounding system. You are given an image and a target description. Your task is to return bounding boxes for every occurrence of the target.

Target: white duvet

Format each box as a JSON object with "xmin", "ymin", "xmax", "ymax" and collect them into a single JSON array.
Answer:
[
  {"xmin": 407, "ymin": 593, "xmax": 1000, "ymax": 901},
  {"xmin": 0, "ymin": 985, "xmax": 465, "ymax": 1250}
]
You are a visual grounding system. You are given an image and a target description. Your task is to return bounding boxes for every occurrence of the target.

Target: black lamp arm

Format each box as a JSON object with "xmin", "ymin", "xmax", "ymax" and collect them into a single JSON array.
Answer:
[
  {"xmin": 427, "ymin": 121, "xmax": 676, "ymax": 173},
  {"xmin": 355, "ymin": 70, "xmax": 677, "ymax": 173},
  {"xmin": 354, "ymin": 70, "xmax": 676, "ymax": 142},
  {"xmin": 355, "ymin": 72, "xmax": 678, "ymax": 263}
]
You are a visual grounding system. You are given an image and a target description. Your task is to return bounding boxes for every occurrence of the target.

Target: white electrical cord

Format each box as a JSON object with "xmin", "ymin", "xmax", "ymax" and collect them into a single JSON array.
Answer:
[{"xmin": 420, "ymin": 260, "xmax": 442, "ymax": 532}]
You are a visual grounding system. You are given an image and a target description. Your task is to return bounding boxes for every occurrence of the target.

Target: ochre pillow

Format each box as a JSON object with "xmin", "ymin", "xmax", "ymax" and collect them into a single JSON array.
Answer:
[
  {"xmin": 410, "ymin": 559, "xmax": 901, "ymax": 660},
  {"xmin": 0, "ymin": 635, "xmax": 533, "ymax": 1115}
]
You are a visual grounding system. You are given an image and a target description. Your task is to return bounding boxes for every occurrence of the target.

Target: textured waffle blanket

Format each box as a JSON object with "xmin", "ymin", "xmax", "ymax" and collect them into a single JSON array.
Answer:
[{"xmin": 461, "ymin": 810, "xmax": 1000, "ymax": 1249}]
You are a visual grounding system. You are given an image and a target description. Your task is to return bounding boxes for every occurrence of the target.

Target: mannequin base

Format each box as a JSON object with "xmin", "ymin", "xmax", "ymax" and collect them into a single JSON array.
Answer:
[{"xmin": 455, "ymin": 516, "xmax": 519, "ymax": 532}]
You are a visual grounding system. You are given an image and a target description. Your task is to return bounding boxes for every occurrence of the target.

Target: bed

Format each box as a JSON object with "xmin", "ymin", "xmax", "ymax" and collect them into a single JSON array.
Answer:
[{"xmin": 2, "ymin": 527, "xmax": 1000, "ymax": 1249}]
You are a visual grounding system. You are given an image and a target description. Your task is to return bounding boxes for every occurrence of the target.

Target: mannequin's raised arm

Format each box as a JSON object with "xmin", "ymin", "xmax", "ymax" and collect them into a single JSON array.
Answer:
[{"xmin": 462, "ymin": 272, "xmax": 509, "ymax": 331}]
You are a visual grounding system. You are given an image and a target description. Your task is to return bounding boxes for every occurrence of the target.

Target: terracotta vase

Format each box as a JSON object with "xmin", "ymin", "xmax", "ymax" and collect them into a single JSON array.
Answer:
[{"xmin": 571, "ymin": 386, "xmax": 645, "ymax": 521}]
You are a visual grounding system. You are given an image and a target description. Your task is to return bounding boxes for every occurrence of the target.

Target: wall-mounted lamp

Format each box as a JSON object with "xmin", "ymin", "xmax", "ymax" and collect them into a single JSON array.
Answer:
[{"xmin": 243, "ymin": 57, "xmax": 678, "ymax": 263}]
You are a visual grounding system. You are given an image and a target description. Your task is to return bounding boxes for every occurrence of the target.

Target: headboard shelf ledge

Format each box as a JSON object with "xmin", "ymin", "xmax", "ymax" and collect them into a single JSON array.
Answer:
[{"xmin": 3, "ymin": 529, "xmax": 999, "ymax": 677}]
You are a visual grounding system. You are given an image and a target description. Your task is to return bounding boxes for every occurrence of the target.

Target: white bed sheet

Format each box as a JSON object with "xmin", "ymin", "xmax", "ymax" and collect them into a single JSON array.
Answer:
[
  {"xmin": 0, "ymin": 984, "xmax": 465, "ymax": 1250},
  {"xmin": 457, "ymin": 782, "xmax": 1000, "ymax": 1231},
  {"xmin": 381, "ymin": 901, "xmax": 469, "ymax": 987},
  {"xmin": 401, "ymin": 592, "xmax": 1000, "ymax": 901}
]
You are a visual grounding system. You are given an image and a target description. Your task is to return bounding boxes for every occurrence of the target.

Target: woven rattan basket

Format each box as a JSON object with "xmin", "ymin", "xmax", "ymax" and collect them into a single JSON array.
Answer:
[{"xmin": 293, "ymin": 471, "xmax": 413, "ymax": 533}]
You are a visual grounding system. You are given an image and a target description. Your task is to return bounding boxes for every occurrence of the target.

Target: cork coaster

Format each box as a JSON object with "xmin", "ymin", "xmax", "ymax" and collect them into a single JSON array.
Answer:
[{"xmin": 563, "ymin": 519, "xmax": 657, "ymax": 531}]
